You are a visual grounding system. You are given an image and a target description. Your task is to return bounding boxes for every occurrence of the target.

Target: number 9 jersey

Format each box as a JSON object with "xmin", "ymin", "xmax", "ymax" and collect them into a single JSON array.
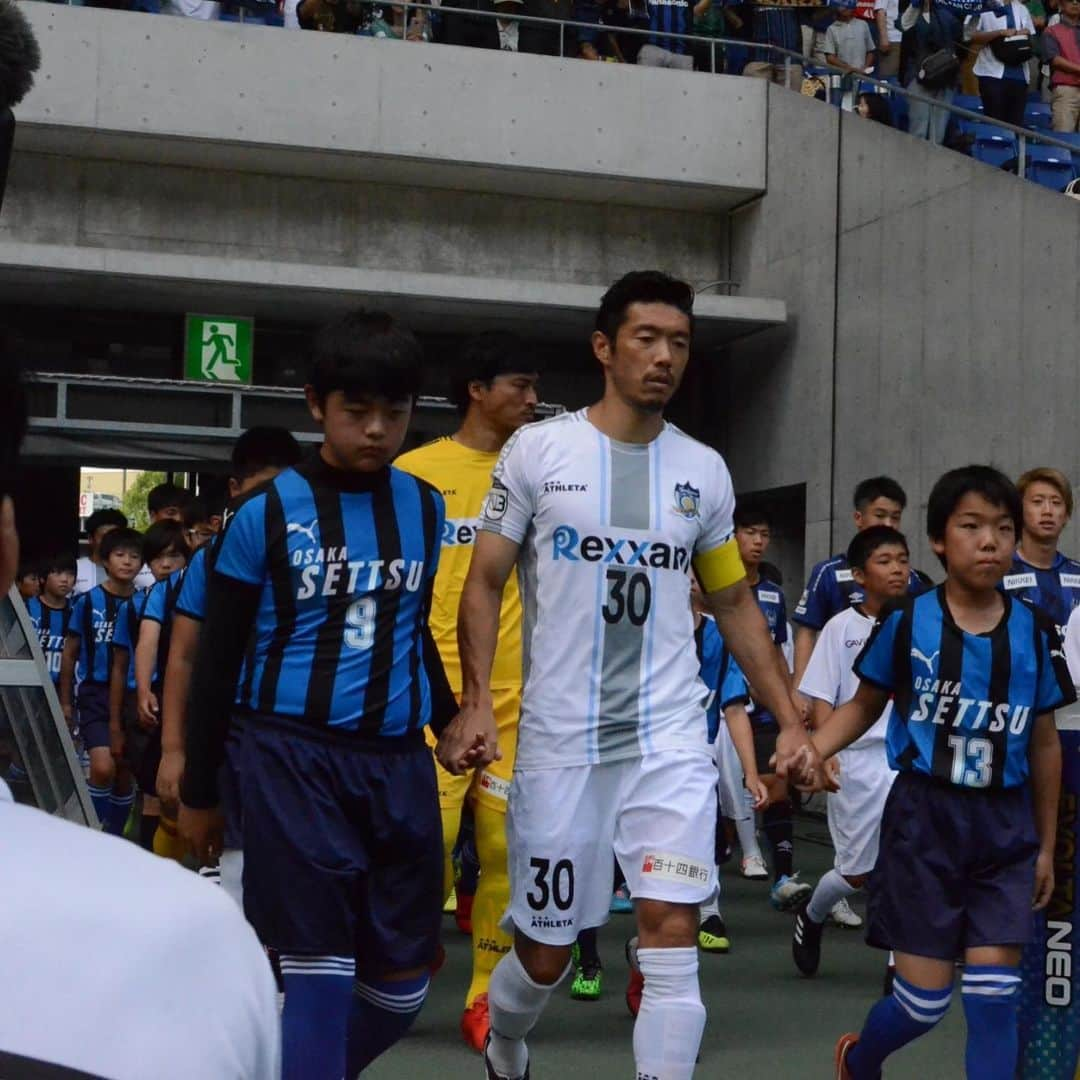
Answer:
[{"xmin": 479, "ymin": 410, "xmax": 745, "ymax": 770}]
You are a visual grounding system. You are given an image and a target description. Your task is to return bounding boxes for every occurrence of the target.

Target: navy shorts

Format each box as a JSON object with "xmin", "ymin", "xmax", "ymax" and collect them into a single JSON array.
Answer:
[
  {"xmin": 219, "ymin": 712, "xmax": 247, "ymax": 852},
  {"xmin": 867, "ymin": 771, "xmax": 1039, "ymax": 959},
  {"xmin": 122, "ymin": 688, "xmax": 162, "ymax": 796},
  {"xmin": 240, "ymin": 713, "xmax": 443, "ymax": 975},
  {"xmin": 752, "ymin": 724, "xmax": 778, "ymax": 776},
  {"xmin": 76, "ymin": 683, "xmax": 110, "ymax": 751}
]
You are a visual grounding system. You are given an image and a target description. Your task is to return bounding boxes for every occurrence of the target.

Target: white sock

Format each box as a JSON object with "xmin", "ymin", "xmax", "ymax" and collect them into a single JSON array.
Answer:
[
  {"xmin": 699, "ymin": 891, "xmax": 720, "ymax": 920},
  {"xmin": 806, "ymin": 868, "xmax": 857, "ymax": 924},
  {"xmin": 633, "ymin": 947, "xmax": 706, "ymax": 1080},
  {"xmin": 735, "ymin": 815, "xmax": 761, "ymax": 860},
  {"xmin": 487, "ymin": 948, "xmax": 567, "ymax": 1077},
  {"xmin": 219, "ymin": 848, "xmax": 244, "ymax": 910}
]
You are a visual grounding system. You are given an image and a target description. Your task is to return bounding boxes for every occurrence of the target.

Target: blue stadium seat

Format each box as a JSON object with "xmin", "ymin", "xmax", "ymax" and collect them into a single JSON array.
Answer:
[
  {"xmin": 1025, "ymin": 103, "xmax": 1052, "ymax": 132},
  {"xmin": 1050, "ymin": 132, "xmax": 1080, "ymax": 177},
  {"xmin": 1025, "ymin": 145, "xmax": 1074, "ymax": 191},
  {"xmin": 890, "ymin": 91, "xmax": 909, "ymax": 133},
  {"xmin": 972, "ymin": 124, "xmax": 1017, "ymax": 169},
  {"xmin": 953, "ymin": 93, "xmax": 984, "ymax": 116}
]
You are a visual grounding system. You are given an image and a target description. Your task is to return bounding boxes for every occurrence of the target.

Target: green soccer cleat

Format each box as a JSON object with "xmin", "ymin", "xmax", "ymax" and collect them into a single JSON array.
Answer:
[
  {"xmin": 570, "ymin": 961, "xmax": 603, "ymax": 1001},
  {"xmin": 697, "ymin": 914, "xmax": 731, "ymax": 954}
]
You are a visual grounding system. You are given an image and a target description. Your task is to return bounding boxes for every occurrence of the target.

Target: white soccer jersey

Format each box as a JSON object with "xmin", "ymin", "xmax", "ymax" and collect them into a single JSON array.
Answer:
[
  {"xmin": 479, "ymin": 409, "xmax": 742, "ymax": 770},
  {"xmin": 799, "ymin": 606, "xmax": 892, "ymax": 749}
]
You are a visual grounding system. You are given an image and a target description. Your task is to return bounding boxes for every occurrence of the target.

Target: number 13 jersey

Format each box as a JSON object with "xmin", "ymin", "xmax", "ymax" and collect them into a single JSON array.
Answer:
[{"xmin": 479, "ymin": 410, "xmax": 745, "ymax": 770}]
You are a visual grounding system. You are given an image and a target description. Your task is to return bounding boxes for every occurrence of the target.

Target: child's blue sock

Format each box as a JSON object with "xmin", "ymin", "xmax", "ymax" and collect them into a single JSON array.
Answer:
[
  {"xmin": 87, "ymin": 783, "xmax": 112, "ymax": 827},
  {"xmin": 847, "ymin": 973, "xmax": 952, "ymax": 1079},
  {"xmin": 962, "ymin": 965, "xmax": 1021, "ymax": 1080},
  {"xmin": 346, "ymin": 972, "xmax": 429, "ymax": 1075},
  {"xmin": 280, "ymin": 955, "xmax": 355, "ymax": 1080},
  {"xmin": 104, "ymin": 789, "xmax": 135, "ymax": 836}
]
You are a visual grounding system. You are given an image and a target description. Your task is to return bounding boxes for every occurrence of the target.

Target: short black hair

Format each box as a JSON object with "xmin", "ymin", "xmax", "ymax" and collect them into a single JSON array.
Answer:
[
  {"xmin": 182, "ymin": 497, "xmax": 214, "ymax": 530},
  {"xmin": 231, "ymin": 426, "xmax": 303, "ymax": 480},
  {"xmin": 308, "ymin": 311, "xmax": 424, "ymax": 404},
  {"xmin": 595, "ymin": 271, "xmax": 695, "ymax": 342},
  {"xmin": 39, "ymin": 552, "xmax": 77, "ymax": 578},
  {"xmin": 449, "ymin": 333, "xmax": 536, "ymax": 417},
  {"xmin": 142, "ymin": 520, "xmax": 189, "ymax": 566},
  {"xmin": 84, "ymin": 508, "xmax": 127, "ymax": 536},
  {"xmin": 16, "ymin": 561, "xmax": 38, "ymax": 582},
  {"xmin": 926, "ymin": 466, "xmax": 1022, "ymax": 567},
  {"xmin": 847, "ymin": 525, "xmax": 909, "ymax": 571},
  {"xmin": 734, "ymin": 505, "xmax": 771, "ymax": 530},
  {"xmin": 147, "ymin": 483, "xmax": 191, "ymax": 515},
  {"xmin": 99, "ymin": 527, "xmax": 143, "ymax": 562},
  {"xmin": 853, "ymin": 476, "xmax": 907, "ymax": 511}
]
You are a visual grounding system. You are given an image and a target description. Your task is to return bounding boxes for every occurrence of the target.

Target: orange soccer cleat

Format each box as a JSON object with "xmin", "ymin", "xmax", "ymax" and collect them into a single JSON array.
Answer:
[{"xmin": 461, "ymin": 992, "xmax": 491, "ymax": 1052}]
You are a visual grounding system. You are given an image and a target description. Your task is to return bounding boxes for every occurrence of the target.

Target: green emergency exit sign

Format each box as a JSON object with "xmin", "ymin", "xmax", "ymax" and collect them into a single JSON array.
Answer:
[{"xmin": 184, "ymin": 314, "xmax": 254, "ymax": 385}]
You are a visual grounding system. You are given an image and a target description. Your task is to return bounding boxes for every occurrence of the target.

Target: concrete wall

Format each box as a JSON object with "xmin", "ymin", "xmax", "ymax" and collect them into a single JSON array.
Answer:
[{"xmin": 726, "ymin": 85, "xmax": 1080, "ymax": 580}]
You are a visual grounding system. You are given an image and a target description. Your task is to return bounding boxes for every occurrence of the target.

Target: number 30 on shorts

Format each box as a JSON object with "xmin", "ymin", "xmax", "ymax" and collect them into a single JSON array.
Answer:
[{"xmin": 527, "ymin": 857, "xmax": 575, "ymax": 911}]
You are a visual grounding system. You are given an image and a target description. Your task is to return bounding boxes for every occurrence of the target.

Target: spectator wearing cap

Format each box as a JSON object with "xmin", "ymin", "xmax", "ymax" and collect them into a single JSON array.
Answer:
[
  {"xmin": 901, "ymin": 0, "xmax": 963, "ymax": 142},
  {"xmin": 825, "ymin": 0, "xmax": 876, "ymax": 76},
  {"xmin": 1043, "ymin": 0, "xmax": 1080, "ymax": 129},
  {"xmin": 968, "ymin": 0, "xmax": 1036, "ymax": 127},
  {"xmin": 745, "ymin": 1, "xmax": 804, "ymax": 89}
]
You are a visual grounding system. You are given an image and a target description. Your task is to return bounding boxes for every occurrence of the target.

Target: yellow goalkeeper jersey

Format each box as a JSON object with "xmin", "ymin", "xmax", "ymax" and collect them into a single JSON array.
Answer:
[{"xmin": 396, "ymin": 436, "xmax": 522, "ymax": 692}]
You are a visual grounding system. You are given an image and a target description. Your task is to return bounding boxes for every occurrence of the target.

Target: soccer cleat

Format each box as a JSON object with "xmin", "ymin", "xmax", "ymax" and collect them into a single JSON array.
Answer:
[
  {"xmin": 829, "ymin": 897, "xmax": 863, "ymax": 929},
  {"xmin": 834, "ymin": 1033, "xmax": 859, "ymax": 1080},
  {"xmin": 770, "ymin": 872, "xmax": 812, "ymax": 911},
  {"xmin": 610, "ymin": 884, "xmax": 633, "ymax": 913},
  {"xmin": 456, "ymin": 890, "xmax": 474, "ymax": 935},
  {"xmin": 792, "ymin": 900, "xmax": 825, "ymax": 976},
  {"xmin": 625, "ymin": 936, "xmax": 643, "ymax": 1017},
  {"xmin": 461, "ymin": 993, "xmax": 490, "ymax": 1052},
  {"xmin": 697, "ymin": 914, "xmax": 731, "ymax": 954},
  {"xmin": 571, "ymin": 961, "xmax": 603, "ymax": 1001},
  {"xmin": 741, "ymin": 853, "xmax": 769, "ymax": 880},
  {"xmin": 443, "ymin": 887, "xmax": 457, "ymax": 914},
  {"xmin": 482, "ymin": 1033, "xmax": 529, "ymax": 1080}
]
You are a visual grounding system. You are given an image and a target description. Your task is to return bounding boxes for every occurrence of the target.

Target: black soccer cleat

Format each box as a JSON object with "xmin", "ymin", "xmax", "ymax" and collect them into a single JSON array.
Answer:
[
  {"xmin": 792, "ymin": 900, "xmax": 825, "ymax": 977},
  {"xmin": 483, "ymin": 1033, "xmax": 530, "ymax": 1080}
]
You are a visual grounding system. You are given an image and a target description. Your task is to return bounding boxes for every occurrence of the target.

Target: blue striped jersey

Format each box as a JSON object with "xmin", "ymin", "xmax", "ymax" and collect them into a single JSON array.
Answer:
[
  {"xmin": 212, "ymin": 460, "xmax": 445, "ymax": 734},
  {"xmin": 647, "ymin": 0, "xmax": 691, "ymax": 52},
  {"xmin": 114, "ymin": 570, "xmax": 187, "ymax": 689},
  {"xmin": 794, "ymin": 552, "xmax": 931, "ymax": 631},
  {"xmin": 67, "ymin": 585, "xmax": 133, "ymax": 686},
  {"xmin": 25, "ymin": 597, "xmax": 72, "ymax": 686},
  {"xmin": 1000, "ymin": 550, "xmax": 1080, "ymax": 639},
  {"xmin": 112, "ymin": 590, "xmax": 148, "ymax": 691},
  {"xmin": 176, "ymin": 546, "xmax": 209, "ymax": 621},
  {"xmin": 696, "ymin": 615, "xmax": 749, "ymax": 743},
  {"xmin": 855, "ymin": 586, "xmax": 1074, "ymax": 789}
]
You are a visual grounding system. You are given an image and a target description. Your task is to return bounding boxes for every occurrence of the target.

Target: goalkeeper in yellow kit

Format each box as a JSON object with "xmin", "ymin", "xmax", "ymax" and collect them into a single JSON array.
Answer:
[{"xmin": 396, "ymin": 333, "xmax": 539, "ymax": 1052}]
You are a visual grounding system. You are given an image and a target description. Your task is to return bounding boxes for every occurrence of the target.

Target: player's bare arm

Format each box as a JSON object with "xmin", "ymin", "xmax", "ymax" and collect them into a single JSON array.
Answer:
[
  {"xmin": 723, "ymin": 702, "xmax": 769, "ymax": 808},
  {"xmin": 134, "ymin": 620, "xmax": 162, "ymax": 729},
  {"xmin": 809, "ymin": 697, "xmax": 842, "ymax": 784},
  {"xmin": 156, "ymin": 613, "xmax": 198, "ymax": 805},
  {"xmin": 108, "ymin": 646, "xmax": 127, "ymax": 763},
  {"xmin": 792, "ymin": 625, "xmax": 817, "ymax": 717},
  {"xmin": 1028, "ymin": 710, "xmax": 1062, "ymax": 911},
  {"xmin": 810, "ymin": 681, "xmax": 889, "ymax": 760},
  {"xmin": 707, "ymin": 577, "xmax": 828, "ymax": 789},
  {"xmin": 59, "ymin": 634, "xmax": 79, "ymax": 725},
  {"xmin": 439, "ymin": 529, "xmax": 519, "ymax": 775}
]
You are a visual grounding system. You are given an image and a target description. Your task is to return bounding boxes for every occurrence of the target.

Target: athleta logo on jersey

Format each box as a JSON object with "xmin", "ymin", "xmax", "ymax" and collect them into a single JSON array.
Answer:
[
  {"xmin": 909, "ymin": 678, "xmax": 1032, "ymax": 735},
  {"xmin": 551, "ymin": 524, "xmax": 691, "ymax": 570},
  {"xmin": 542, "ymin": 480, "xmax": 588, "ymax": 494}
]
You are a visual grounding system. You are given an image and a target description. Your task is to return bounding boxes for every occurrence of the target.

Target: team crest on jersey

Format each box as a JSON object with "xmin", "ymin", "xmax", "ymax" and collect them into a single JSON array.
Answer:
[
  {"xmin": 484, "ymin": 480, "xmax": 508, "ymax": 521},
  {"xmin": 673, "ymin": 482, "xmax": 701, "ymax": 520}
]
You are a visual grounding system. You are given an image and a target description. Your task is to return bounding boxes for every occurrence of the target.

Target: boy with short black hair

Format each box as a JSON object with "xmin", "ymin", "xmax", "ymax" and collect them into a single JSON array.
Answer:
[
  {"xmin": 146, "ymin": 483, "xmax": 191, "ymax": 524},
  {"xmin": 110, "ymin": 520, "xmax": 190, "ymax": 851},
  {"xmin": 26, "ymin": 554, "xmax": 76, "ymax": 686},
  {"xmin": 60, "ymin": 526, "xmax": 144, "ymax": 833},
  {"xmin": 814, "ymin": 467, "xmax": 1070, "ymax": 1080},
  {"xmin": 181, "ymin": 314, "xmax": 455, "ymax": 1080},
  {"xmin": 75, "ymin": 509, "xmax": 128, "ymax": 597},
  {"xmin": 792, "ymin": 525, "xmax": 910, "ymax": 976},
  {"xmin": 15, "ymin": 560, "xmax": 39, "ymax": 600}
]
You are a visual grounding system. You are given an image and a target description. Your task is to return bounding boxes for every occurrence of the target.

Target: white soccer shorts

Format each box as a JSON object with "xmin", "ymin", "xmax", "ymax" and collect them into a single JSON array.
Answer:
[
  {"xmin": 827, "ymin": 746, "xmax": 897, "ymax": 877},
  {"xmin": 504, "ymin": 749, "xmax": 718, "ymax": 945}
]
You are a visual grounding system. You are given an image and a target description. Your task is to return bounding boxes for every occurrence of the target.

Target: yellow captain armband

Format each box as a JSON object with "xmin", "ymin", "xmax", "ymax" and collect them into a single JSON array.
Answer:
[{"xmin": 693, "ymin": 538, "xmax": 746, "ymax": 593}]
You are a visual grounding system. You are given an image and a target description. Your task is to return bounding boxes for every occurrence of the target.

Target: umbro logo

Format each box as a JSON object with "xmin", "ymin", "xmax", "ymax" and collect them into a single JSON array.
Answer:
[{"xmin": 911, "ymin": 648, "xmax": 939, "ymax": 673}]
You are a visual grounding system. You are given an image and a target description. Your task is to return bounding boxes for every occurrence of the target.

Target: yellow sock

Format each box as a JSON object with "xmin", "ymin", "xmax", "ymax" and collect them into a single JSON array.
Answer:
[
  {"xmin": 440, "ymin": 802, "xmax": 461, "ymax": 904},
  {"xmin": 465, "ymin": 801, "xmax": 513, "ymax": 1006},
  {"xmin": 152, "ymin": 814, "xmax": 188, "ymax": 862}
]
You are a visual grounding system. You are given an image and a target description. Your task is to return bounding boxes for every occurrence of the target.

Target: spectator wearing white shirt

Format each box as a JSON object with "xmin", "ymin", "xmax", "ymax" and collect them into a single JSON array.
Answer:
[
  {"xmin": 874, "ymin": 0, "xmax": 901, "ymax": 75},
  {"xmin": 825, "ymin": 0, "xmax": 876, "ymax": 75},
  {"xmin": 968, "ymin": 0, "xmax": 1037, "ymax": 127}
]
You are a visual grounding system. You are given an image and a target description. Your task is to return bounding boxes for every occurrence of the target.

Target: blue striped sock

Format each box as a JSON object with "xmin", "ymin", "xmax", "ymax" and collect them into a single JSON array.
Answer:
[
  {"xmin": 87, "ymin": 783, "xmax": 112, "ymax": 826},
  {"xmin": 847, "ymin": 974, "xmax": 952, "ymax": 1079},
  {"xmin": 962, "ymin": 965, "xmax": 1021, "ymax": 1080},
  {"xmin": 346, "ymin": 973, "xmax": 429, "ymax": 1075},
  {"xmin": 104, "ymin": 790, "xmax": 135, "ymax": 836},
  {"xmin": 280, "ymin": 955, "xmax": 355, "ymax": 1080}
]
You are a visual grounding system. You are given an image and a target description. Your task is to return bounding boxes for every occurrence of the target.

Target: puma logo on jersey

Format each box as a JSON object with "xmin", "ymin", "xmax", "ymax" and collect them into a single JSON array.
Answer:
[
  {"xmin": 911, "ymin": 648, "xmax": 940, "ymax": 672},
  {"xmin": 551, "ymin": 524, "xmax": 690, "ymax": 571},
  {"xmin": 286, "ymin": 520, "xmax": 318, "ymax": 546}
]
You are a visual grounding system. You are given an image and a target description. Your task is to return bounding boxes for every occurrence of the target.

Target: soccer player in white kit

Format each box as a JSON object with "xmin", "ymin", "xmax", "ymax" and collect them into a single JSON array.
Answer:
[
  {"xmin": 792, "ymin": 526, "xmax": 908, "ymax": 977},
  {"xmin": 437, "ymin": 271, "xmax": 827, "ymax": 1080}
]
